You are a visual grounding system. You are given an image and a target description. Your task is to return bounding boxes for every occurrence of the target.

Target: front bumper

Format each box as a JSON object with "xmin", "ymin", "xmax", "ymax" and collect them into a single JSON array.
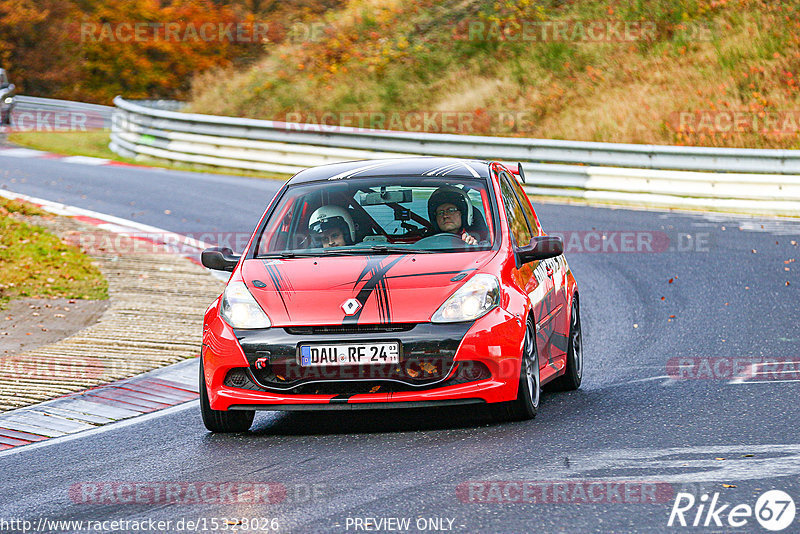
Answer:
[{"xmin": 202, "ymin": 305, "xmax": 524, "ymax": 410}]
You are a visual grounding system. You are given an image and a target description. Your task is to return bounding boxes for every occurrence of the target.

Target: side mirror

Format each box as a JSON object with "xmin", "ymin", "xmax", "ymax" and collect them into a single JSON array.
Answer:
[
  {"xmin": 517, "ymin": 236, "xmax": 563, "ymax": 265},
  {"xmin": 508, "ymin": 162, "xmax": 526, "ymax": 183},
  {"xmin": 201, "ymin": 246, "xmax": 240, "ymax": 272}
]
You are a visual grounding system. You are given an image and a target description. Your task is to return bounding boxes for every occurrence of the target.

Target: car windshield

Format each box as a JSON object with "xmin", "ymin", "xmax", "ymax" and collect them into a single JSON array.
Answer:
[{"xmin": 254, "ymin": 176, "xmax": 496, "ymax": 256}]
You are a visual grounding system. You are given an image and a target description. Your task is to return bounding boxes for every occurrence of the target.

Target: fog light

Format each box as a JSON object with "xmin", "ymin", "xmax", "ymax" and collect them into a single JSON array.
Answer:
[
  {"xmin": 458, "ymin": 361, "xmax": 491, "ymax": 381},
  {"xmin": 224, "ymin": 368, "xmax": 249, "ymax": 387}
]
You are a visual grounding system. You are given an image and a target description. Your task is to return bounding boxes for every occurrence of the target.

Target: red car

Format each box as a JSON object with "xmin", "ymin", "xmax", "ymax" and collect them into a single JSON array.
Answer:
[{"xmin": 200, "ymin": 157, "xmax": 582, "ymax": 432}]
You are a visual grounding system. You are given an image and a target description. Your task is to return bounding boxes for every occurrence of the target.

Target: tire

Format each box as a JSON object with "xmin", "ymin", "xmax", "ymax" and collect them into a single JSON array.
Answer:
[
  {"xmin": 546, "ymin": 295, "xmax": 583, "ymax": 392},
  {"xmin": 199, "ymin": 358, "xmax": 254, "ymax": 433},
  {"xmin": 494, "ymin": 319, "xmax": 539, "ymax": 422}
]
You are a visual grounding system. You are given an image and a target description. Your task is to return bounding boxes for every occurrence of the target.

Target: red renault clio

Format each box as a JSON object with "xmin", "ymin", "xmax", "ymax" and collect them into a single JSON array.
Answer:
[{"xmin": 200, "ymin": 157, "xmax": 582, "ymax": 432}]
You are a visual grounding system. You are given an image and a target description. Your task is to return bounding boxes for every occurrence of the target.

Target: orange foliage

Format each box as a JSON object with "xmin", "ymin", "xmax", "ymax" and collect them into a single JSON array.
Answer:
[
  {"xmin": 73, "ymin": 0, "xmax": 260, "ymax": 102},
  {"xmin": 0, "ymin": 0, "xmax": 82, "ymax": 97},
  {"xmin": 1, "ymin": 0, "xmax": 284, "ymax": 103}
]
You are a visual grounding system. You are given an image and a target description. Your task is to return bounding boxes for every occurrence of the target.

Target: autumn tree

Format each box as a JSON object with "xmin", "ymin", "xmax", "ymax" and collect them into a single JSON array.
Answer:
[
  {"xmin": 74, "ymin": 0, "xmax": 267, "ymax": 102},
  {"xmin": 0, "ymin": 0, "xmax": 81, "ymax": 97},
  {"xmin": 1, "ymin": 0, "xmax": 343, "ymax": 103}
]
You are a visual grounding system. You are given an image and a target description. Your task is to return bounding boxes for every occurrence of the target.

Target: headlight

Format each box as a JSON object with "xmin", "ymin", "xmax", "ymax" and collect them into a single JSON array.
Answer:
[
  {"xmin": 3, "ymin": 97, "xmax": 11, "ymax": 104},
  {"xmin": 431, "ymin": 274, "xmax": 500, "ymax": 323},
  {"xmin": 220, "ymin": 281, "xmax": 271, "ymax": 329}
]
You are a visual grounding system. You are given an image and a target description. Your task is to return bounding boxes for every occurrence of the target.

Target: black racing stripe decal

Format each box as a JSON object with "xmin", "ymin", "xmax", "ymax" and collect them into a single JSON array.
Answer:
[
  {"xmin": 262, "ymin": 260, "xmax": 293, "ymax": 316},
  {"xmin": 375, "ymin": 270, "xmax": 391, "ymax": 324},
  {"xmin": 329, "ymin": 394, "xmax": 353, "ymax": 404},
  {"xmin": 345, "ymin": 255, "xmax": 405, "ymax": 325}
]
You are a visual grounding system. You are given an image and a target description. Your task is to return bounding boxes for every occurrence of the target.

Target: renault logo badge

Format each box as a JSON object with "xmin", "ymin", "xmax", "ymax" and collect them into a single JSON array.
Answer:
[{"xmin": 341, "ymin": 298, "xmax": 361, "ymax": 315}]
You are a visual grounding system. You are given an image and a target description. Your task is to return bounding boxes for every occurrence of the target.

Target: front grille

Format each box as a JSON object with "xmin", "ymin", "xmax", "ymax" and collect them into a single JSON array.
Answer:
[
  {"xmin": 223, "ymin": 360, "xmax": 491, "ymax": 395},
  {"xmin": 233, "ymin": 322, "xmax": 474, "ymax": 390},
  {"xmin": 253, "ymin": 354, "xmax": 454, "ymax": 389},
  {"xmin": 285, "ymin": 324, "xmax": 415, "ymax": 335}
]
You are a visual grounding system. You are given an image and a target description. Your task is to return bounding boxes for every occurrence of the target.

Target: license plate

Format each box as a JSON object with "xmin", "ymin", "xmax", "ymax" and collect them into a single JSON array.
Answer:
[{"xmin": 299, "ymin": 342, "xmax": 400, "ymax": 366}]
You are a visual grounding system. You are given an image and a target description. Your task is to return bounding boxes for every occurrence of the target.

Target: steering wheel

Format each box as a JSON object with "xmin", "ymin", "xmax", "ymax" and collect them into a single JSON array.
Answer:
[{"xmin": 414, "ymin": 232, "xmax": 469, "ymax": 248}]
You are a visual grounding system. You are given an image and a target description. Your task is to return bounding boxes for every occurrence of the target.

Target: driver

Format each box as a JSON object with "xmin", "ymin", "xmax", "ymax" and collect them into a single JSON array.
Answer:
[
  {"xmin": 427, "ymin": 186, "xmax": 478, "ymax": 245},
  {"xmin": 308, "ymin": 205, "xmax": 356, "ymax": 248}
]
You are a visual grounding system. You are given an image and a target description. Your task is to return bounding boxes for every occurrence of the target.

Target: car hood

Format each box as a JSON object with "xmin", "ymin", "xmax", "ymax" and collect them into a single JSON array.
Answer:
[{"xmin": 240, "ymin": 252, "xmax": 495, "ymax": 326}]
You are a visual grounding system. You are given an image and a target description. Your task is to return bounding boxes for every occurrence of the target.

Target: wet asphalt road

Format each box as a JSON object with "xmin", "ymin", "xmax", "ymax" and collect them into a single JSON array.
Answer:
[{"xmin": 1, "ymin": 153, "xmax": 800, "ymax": 533}]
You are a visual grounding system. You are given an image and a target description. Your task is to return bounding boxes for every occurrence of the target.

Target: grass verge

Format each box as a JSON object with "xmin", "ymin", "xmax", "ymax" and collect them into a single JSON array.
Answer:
[
  {"xmin": 6, "ymin": 130, "xmax": 291, "ymax": 181},
  {"xmin": 0, "ymin": 197, "xmax": 108, "ymax": 309},
  {"xmin": 8, "ymin": 130, "xmax": 115, "ymax": 160}
]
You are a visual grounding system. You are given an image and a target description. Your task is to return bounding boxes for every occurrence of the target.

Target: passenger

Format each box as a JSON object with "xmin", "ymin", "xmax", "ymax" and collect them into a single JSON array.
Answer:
[
  {"xmin": 308, "ymin": 205, "xmax": 356, "ymax": 248},
  {"xmin": 427, "ymin": 186, "xmax": 478, "ymax": 245}
]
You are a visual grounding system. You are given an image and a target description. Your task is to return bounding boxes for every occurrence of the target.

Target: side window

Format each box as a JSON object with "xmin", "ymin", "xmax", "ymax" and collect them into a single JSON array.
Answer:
[
  {"xmin": 507, "ymin": 173, "xmax": 542, "ymax": 236},
  {"xmin": 500, "ymin": 176, "xmax": 532, "ymax": 247}
]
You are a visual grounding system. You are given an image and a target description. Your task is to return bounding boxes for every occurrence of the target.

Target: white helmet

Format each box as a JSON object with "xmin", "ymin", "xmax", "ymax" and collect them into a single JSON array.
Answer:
[{"xmin": 308, "ymin": 205, "xmax": 356, "ymax": 244}]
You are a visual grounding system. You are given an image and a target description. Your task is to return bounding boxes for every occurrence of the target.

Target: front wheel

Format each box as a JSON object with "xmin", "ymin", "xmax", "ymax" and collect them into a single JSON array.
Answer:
[
  {"xmin": 200, "ymin": 358, "xmax": 254, "ymax": 432},
  {"xmin": 546, "ymin": 295, "xmax": 583, "ymax": 391},
  {"xmin": 494, "ymin": 319, "xmax": 539, "ymax": 422}
]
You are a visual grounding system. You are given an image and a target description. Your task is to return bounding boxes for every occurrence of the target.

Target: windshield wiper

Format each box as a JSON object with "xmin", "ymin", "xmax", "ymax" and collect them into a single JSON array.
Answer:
[
  {"xmin": 359, "ymin": 245, "xmax": 434, "ymax": 254},
  {"xmin": 317, "ymin": 245, "xmax": 427, "ymax": 255},
  {"xmin": 257, "ymin": 251, "xmax": 323, "ymax": 258},
  {"xmin": 259, "ymin": 246, "xmax": 434, "ymax": 258}
]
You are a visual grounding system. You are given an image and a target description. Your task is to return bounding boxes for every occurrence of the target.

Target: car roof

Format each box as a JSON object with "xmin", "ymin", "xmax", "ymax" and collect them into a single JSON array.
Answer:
[{"xmin": 288, "ymin": 157, "xmax": 491, "ymax": 184}]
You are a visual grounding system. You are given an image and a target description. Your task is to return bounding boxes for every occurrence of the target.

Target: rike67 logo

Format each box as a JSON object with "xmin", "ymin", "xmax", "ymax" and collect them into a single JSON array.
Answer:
[{"xmin": 668, "ymin": 490, "xmax": 796, "ymax": 531}]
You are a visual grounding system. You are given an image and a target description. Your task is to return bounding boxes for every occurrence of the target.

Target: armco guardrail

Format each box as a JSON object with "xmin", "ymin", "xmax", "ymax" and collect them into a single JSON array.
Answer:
[
  {"xmin": 16, "ymin": 95, "xmax": 115, "ymax": 115},
  {"xmin": 12, "ymin": 96, "xmax": 182, "ymax": 130},
  {"xmin": 110, "ymin": 97, "xmax": 800, "ymax": 216},
  {"xmin": 14, "ymin": 96, "xmax": 115, "ymax": 129}
]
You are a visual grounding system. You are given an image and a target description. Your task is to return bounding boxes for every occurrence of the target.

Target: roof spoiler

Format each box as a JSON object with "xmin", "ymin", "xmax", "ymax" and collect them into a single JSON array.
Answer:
[{"xmin": 509, "ymin": 162, "xmax": 526, "ymax": 183}]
